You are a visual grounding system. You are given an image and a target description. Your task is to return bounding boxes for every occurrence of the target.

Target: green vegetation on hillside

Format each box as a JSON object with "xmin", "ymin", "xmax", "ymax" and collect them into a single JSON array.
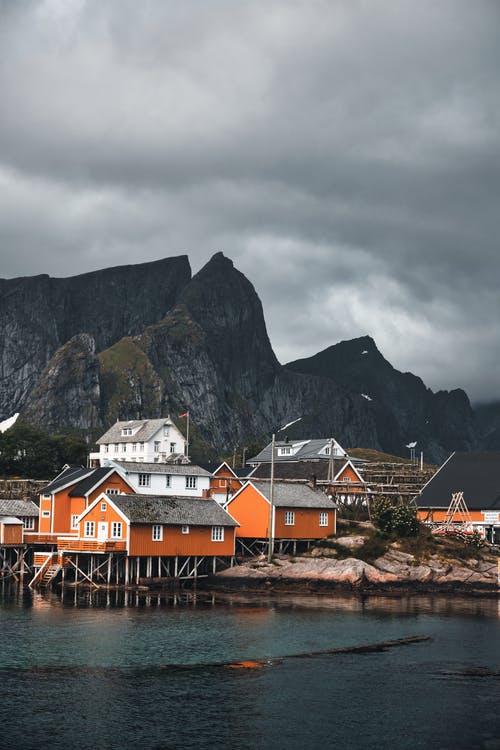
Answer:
[{"xmin": 0, "ymin": 423, "xmax": 88, "ymax": 479}]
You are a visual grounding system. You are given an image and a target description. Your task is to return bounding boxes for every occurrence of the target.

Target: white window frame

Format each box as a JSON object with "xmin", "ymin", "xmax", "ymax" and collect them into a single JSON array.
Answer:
[
  {"xmin": 42, "ymin": 510, "xmax": 50, "ymax": 518},
  {"xmin": 85, "ymin": 521, "xmax": 95, "ymax": 537},
  {"xmin": 71, "ymin": 514, "xmax": 79, "ymax": 530},
  {"xmin": 211, "ymin": 526, "xmax": 224, "ymax": 542},
  {"xmin": 185, "ymin": 476, "xmax": 197, "ymax": 490},
  {"xmin": 319, "ymin": 512, "xmax": 329, "ymax": 527},
  {"xmin": 114, "ymin": 444, "xmax": 119, "ymax": 452},
  {"xmin": 138, "ymin": 473, "xmax": 151, "ymax": 487},
  {"xmin": 100, "ymin": 502, "xmax": 107, "ymax": 511},
  {"xmin": 106, "ymin": 488, "xmax": 119, "ymax": 495},
  {"xmin": 111, "ymin": 522, "xmax": 122, "ymax": 539},
  {"xmin": 279, "ymin": 446, "xmax": 292, "ymax": 456},
  {"xmin": 154, "ymin": 441, "xmax": 161, "ymax": 453},
  {"xmin": 170, "ymin": 442, "xmax": 176, "ymax": 453},
  {"xmin": 182, "ymin": 525, "xmax": 190, "ymax": 534},
  {"xmin": 121, "ymin": 443, "xmax": 126, "ymax": 452},
  {"xmin": 104, "ymin": 444, "xmax": 109, "ymax": 453},
  {"xmin": 152, "ymin": 524, "xmax": 163, "ymax": 541},
  {"xmin": 284, "ymin": 511, "xmax": 295, "ymax": 526},
  {"xmin": 163, "ymin": 426, "xmax": 170, "ymax": 437},
  {"xmin": 23, "ymin": 517, "xmax": 35, "ymax": 530}
]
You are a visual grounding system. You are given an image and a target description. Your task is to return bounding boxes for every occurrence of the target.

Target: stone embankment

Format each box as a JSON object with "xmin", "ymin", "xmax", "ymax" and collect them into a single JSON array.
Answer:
[{"xmin": 215, "ymin": 539, "xmax": 500, "ymax": 594}]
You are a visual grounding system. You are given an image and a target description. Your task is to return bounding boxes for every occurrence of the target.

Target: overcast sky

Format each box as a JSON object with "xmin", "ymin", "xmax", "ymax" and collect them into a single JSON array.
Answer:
[{"xmin": 1, "ymin": 1, "xmax": 499, "ymax": 403}]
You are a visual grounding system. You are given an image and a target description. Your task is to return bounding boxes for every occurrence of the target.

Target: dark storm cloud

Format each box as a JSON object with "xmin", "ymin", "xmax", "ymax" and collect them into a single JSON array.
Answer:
[{"xmin": 0, "ymin": 0, "xmax": 499, "ymax": 402}]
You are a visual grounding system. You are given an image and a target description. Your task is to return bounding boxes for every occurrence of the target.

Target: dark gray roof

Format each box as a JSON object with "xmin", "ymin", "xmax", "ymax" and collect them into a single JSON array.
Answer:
[
  {"xmin": 416, "ymin": 451, "xmax": 500, "ymax": 511},
  {"xmin": 249, "ymin": 481, "xmax": 337, "ymax": 509},
  {"xmin": 251, "ymin": 459, "xmax": 349, "ymax": 482},
  {"xmin": 249, "ymin": 438, "xmax": 348, "ymax": 464},
  {"xmin": 0, "ymin": 499, "xmax": 38, "ymax": 517},
  {"xmin": 69, "ymin": 467, "xmax": 121, "ymax": 497},
  {"xmin": 115, "ymin": 461, "xmax": 210, "ymax": 477},
  {"xmin": 41, "ymin": 467, "xmax": 91, "ymax": 494},
  {"xmin": 97, "ymin": 419, "xmax": 185, "ymax": 445},
  {"xmin": 111, "ymin": 494, "xmax": 238, "ymax": 526}
]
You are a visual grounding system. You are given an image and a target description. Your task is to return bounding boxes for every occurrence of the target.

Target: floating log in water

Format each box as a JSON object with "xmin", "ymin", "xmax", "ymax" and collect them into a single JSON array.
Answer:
[{"xmin": 225, "ymin": 635, "xmax": 431, "ymax": 669}]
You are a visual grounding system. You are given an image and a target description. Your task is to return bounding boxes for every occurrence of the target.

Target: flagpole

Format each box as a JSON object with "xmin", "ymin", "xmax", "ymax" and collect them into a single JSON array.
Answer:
[{"xmin": 186, "ymin": 411, "xmax": 190, "ymax": 460}]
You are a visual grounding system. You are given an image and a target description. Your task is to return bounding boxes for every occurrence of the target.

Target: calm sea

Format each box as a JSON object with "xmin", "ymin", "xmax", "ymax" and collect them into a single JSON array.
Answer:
[{"xmin": 0, "ymin": 585, "xmax": 499, "ymax": 750}]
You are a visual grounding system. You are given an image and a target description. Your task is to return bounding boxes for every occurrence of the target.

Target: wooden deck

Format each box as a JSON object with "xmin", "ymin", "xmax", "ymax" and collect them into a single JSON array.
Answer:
[{"xmin": 56, "ymin": 538, "xmax": 127, "ymax": 553}]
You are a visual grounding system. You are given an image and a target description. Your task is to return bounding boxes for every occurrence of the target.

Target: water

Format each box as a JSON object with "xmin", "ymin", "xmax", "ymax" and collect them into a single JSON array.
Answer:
[{"xmin": 1, "ymin": 586, "xmax": 500, "ymax": 750}]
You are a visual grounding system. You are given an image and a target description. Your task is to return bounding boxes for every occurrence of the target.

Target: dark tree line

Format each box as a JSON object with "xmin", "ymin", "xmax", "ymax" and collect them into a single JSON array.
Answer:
[{"xmin": 0, "ymin": 423, "xmax": 88, "ymax": 479}]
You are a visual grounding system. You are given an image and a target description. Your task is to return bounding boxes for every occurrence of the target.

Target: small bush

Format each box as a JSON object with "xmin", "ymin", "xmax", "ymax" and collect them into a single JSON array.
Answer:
[{"xmin": 372, "ymin": 497, "xmax": 419, "ymax": 537}]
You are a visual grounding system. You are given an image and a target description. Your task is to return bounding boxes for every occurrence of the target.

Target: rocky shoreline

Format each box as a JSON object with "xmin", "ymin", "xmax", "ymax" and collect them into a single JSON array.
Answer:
[{"xmin": 205, "ymin": 539, "xmax": 500, "ymax": 596}]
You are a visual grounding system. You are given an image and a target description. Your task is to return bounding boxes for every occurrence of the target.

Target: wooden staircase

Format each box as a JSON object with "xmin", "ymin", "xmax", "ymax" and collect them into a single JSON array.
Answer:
[{"xmin": 29, "ymin": 553, "xmax": 61, "ymax": 588}]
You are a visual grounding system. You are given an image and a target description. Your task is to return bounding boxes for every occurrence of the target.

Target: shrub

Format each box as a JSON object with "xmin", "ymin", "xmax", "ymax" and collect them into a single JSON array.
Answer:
[{"xmin": 371, "ymin": 497, "xmax": 419, "ymax": 538}]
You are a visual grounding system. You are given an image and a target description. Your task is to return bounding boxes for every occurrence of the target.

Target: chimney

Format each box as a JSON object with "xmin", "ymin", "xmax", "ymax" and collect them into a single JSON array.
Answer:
[
  {"xmin": 308, "ymin": 474, "xmax": 317, "ymax": 489},
  {"xmin": 202, "ymin": 489, "xmax": 210, "ymax": 499}
]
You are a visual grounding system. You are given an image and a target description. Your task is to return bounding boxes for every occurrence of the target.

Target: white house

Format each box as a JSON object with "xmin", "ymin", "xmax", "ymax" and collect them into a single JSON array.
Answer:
[
  {"xmin": 89, "ymin": 418, "xmax": 188, "ymax": 467},
  {"xmin": 103, "ymin": 460, "xmax": 212, "ymax": 498},
  {"xmin": 248, "ymin": 437, "xmax": 349, "ymax": 465}
]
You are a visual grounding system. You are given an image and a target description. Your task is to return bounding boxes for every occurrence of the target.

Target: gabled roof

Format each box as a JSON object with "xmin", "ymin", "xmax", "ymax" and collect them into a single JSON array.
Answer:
[
  {"xmin": 40, "ymin": 466, "xmax": 92, "ymax": 495},
  {"xmin": 97, "ymin": 418, "xmax": 185, "ymax": 445},
  {"xmin": 114, "ymin": 461, "xmax": 210, "ymax": 477},
  {"xmin": 416, "ymin": 451, "xmax": 500, "ymax": 511},
  {"xmin": 233, "ymin": 480, "xmax": 337, "ymax": 509},
  {"xmin": 0, "ymin": 516, "xmax": 23, "ymax": 525},
  {"xmin": 199, "ymin": 461, "xmax": 239, "ymax": 477},
  {"xmin": 107, "ymin": 494, "xmax": 238, "ymax": 527},
  {"xmin": 0, "ymin": 499, "xmax": 39, "ymax": 517},
  {"xmin": 249, "ymin": 437, "xmax": 348, "ymax": 464},
  {"xmin": 68, "ymin": 467, "xmax": 128, "ymax": 497}
]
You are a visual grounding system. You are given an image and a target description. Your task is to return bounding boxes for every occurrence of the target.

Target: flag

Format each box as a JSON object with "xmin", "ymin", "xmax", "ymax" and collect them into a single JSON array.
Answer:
[{"xmin": 178, "ymin": 412, "xmax": 188, "ymax": 418}]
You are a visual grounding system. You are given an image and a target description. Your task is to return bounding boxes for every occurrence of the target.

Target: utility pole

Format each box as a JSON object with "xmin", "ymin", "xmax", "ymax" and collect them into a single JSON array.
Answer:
[{"xmin": 267, "ymin": 433, "xmax": 275, "ymax": 563}]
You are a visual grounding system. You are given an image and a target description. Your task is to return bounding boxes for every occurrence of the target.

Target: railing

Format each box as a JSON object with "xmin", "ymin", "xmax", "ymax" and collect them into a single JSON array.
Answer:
[
  {"xmin": 56, "ymin": 538, "xmax": 127, "ymax": 553},
  {"xmin": 24, "ymin": 533, "xmax": 63, "ymax": 545}
]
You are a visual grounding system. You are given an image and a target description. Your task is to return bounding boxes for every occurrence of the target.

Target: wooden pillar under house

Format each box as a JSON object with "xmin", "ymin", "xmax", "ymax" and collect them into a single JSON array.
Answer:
[
  {"xmin": 136, "ymin": 556, "xmax": 140, "ymax": 585},
  {"xmin": 125, "ymin": 556, "xmax": 129, "ymax": 586},
  {"xmin": 75, "ymin": 554, "xmax": 79, "ymax": 585},
  {"xmin": 174, "ymin": 556, "xmax": 178, "ymax": 578},
  {"xmin": 107, "ymin": 554, "xmax": 112, "ymax": 587}
]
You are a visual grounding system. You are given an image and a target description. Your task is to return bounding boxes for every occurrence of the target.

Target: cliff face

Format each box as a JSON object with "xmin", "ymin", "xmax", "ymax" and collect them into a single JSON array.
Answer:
[
  {"xmin": 287, "ymin": 336, "xmax": 478, "ymax": 463},
  {"xmin": 0, "ymin": 256, "xmax": 191, "ymax": 419},
  {"xmin": 7, "ymin": 251, "xmax": 490, "ymax": 462}
]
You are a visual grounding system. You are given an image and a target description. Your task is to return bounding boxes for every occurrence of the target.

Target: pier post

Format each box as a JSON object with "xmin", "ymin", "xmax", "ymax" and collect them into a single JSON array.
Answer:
[{"xmin": 125, "ymin": 556, "xmax": 129, "ymax": 585}]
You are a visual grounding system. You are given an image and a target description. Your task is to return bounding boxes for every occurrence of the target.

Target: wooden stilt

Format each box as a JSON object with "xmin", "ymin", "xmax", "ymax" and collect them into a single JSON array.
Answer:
[
  {"xmin": 125, "ymin": 556, "xmax": 129, "ymax": 585},
  {"xmin": 107, "ymin": 554, "xmax": 112, "ymax": 587},
  {"xmin": 136, "ymin": 556, "xmax": 140, "ymax": 585}
]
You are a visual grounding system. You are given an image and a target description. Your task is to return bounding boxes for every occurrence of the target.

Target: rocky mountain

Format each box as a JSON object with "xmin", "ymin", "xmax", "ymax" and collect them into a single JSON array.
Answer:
[
  {"xmin": 0, "ymin": 256, "xmax": 190, "ymax": 419},
  {"xmin": 0, "ymin": 251, "xmax": 494, "ymax": 462},
  {"xmin": 287, "ymin": 336, "xmax": 478, "ymax": 463}
]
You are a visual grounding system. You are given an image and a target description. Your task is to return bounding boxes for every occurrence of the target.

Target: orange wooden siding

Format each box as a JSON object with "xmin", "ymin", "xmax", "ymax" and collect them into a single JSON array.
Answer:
[
  {"xmin": 274, "ymin": 507, "xmax": 336, "ymax": 539},
  {"xmin": 227, "ymin": 485, "xmax": 270, "ymax": 538},
  {"xmin": 0, "ymin": 522, "xmax": 23, "ymax": 545},
  {"xmin": 39, "ymin": 471, "xmax": 134, "ymax": 536},
  {"xmin": 417, "ymin": 509, "xmax": 485, "ymax": 523},
  {"xmin": 210, "ymin": 467, "xmax": 242, "ymax": 496},
  {"xmin": 128, "ymin": 525, "xmax": 235, "ymax": 557},
  {"xmin": 77, "ymin": 501, "xmax": 126, "ymax": 541}
]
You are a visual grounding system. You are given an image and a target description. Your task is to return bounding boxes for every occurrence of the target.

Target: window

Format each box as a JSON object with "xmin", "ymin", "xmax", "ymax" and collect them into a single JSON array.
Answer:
[
  {"xmin": 71, "ymin": 514, "xmax": 79, "ymax": 530},
  {"xmin": 84, "ymin": 521, "xmax": 95, "ymax": 537},
  {"xmin": 170, "ymin": 442, "xmax": 176, "ymax": 453},
  {"xmin": 219, "ymin": 479, "xmax": 227, "ymax": 488},
  {"xmin": 324, "ymin": 446, "xmax": 330, "ymax": 455},
  {"xmin": 279, "ymin": 446, "xmax": 292, "ymax": 456},
  {"xmin": 42, "ymin": 510, "xmax": 50, "ymax": 518},
  {"xmin": 43, "ymin": 493, "xmax": 51, "ymax": 499},
  {"xmin": 101, "ymin": 502, "xmax": 107, "ymax": 511},
  {"xmin": 132, "ymin": 443, "xmax": 137, "ymax": 452},
  {"xmin": 138, "ymin": 473, "xmax": 151, "ymax": 487},
  {"xmin": 121, "ymin": 443, "xmax": 126, "ymax": 452},
  {"xmin": 343, "ymin": 477, "xmax": 351, "ymax": 483},
  {"xmin": 104, "ymin": 444, "xmax": 109, "ymax": 453},
  {"xmin": 185, "ymin": 476, "xmax": 197, "ymax": 490},
  {"xmin": 319, "ymin": 512, "xmax": 329, "ymax": 527},
  {"xmin": 163, "ymin": 426, "xmax": 170, "ymax": 437},
  {"xmin": 166, "ymin": 475, "xmax": 171, "ymax": 488},
  {"xmin": 139, "ymin": 442, "xmax": 144, "ymax": 451},
  {"xmin": 211, "ymin": 526, "xmax": 224, "ymax": 542},
  {"xmin": 23, "ymin": 517, "xmax": 35, "ymax": 530},
  {"xmin": 111, "ymin": 522, "xmax": 122, "ymax": 539},
  {"xmin": 284, "ymin": 511, "xmax": 295, "ymax": 526},
  {"xmin": 114, "ymin": 443, "xmax": 119, "ymax": 452},
  {"xmin": 182, "ymin": 525, "xmax": 190, "ymax": 534},
  {"xmin": 122, "ymin": 428, "xmax": 132, "ymax": 436},
  {"xmin": 154, "ymin": 441, "xmax": 161, "ymax": 453},
  {"xmin": 152, "ymin": 524, "xmax": 163, "ymax": 541},
  {"xmin": 106, "ymin": 488, "xmax": 119, "ymax": 495}
]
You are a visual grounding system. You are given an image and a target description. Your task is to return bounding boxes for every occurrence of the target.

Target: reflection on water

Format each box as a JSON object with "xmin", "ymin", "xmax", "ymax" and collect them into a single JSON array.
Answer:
[{"xmin": 1, "ymin": 582, "xmax": 500, "ymax": 749}]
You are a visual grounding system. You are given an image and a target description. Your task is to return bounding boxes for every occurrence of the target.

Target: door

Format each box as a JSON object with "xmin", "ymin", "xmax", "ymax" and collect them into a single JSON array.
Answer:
[{"xmin": 98, "ymin": 522, "xmax": 108, "ymax": 541}]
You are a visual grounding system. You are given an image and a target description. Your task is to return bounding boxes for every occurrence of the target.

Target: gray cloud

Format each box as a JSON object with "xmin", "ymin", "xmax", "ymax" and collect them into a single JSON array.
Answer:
[{"xmin": 0, "ymin": 0, "xmax": 499, "ymax": 402}]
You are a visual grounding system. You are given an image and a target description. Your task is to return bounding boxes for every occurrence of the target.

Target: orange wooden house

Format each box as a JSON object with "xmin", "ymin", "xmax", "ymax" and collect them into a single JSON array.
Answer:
[
  {"xmin": 61, "ymin": 492, "xmax": 238, "ymax": 559},
  {"xmin": 226, "ymin": 480, "xmax": 337, "ymax": 552},
  {"xmin": 0, "ymin": 499, "xmax": 39, "ymax": 538},
  {"xmin": 415, "ymin": 451, "xmax": 500, "ymax": 543},
  {"xmin": 31, "ymin": 465, "xmax": 134, "ymax": 545},
  {"xmin": 205, "ymin": 462, "xmax": 243, "ymax": 504},
  {"xmin": 0, "ymin": 517, "xmax": 24, "ymax": 546}
]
